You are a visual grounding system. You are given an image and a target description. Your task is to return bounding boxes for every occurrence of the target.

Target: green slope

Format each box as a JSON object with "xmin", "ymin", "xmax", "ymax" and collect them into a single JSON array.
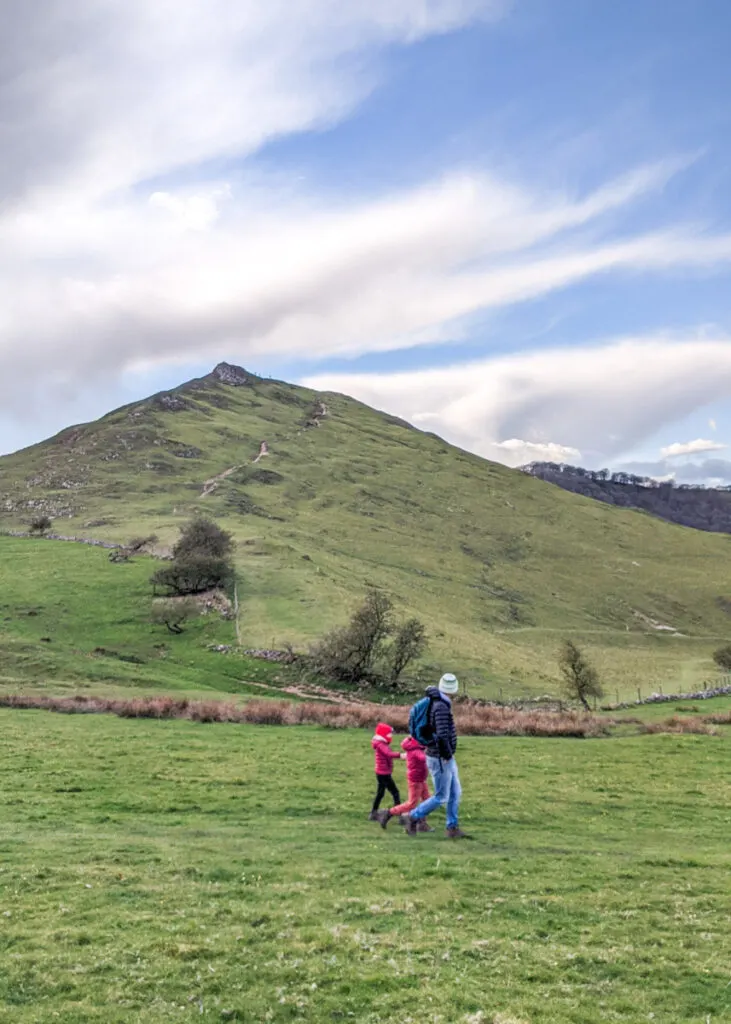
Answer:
[{"xmin": 2, "ymin": 362, "xmax": 731, "ymax": 695}]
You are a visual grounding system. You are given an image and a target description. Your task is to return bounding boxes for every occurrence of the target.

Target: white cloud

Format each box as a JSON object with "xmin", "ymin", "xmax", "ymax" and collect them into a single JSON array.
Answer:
[
  {"xmin": 624, "ymin": 457, "xmax": 731, "ymax": 486},
  {"xmin": 5, "ymin": 158, "xmax": 731, "ymax": 414},
  {"xmin": 2, "ymin": 1, "xmax": 503, "ymax": 202},
  {"xmin": 303, "ymin": 336, "xmax": 731, "ymax": 465},
  {"xmin": 709, "ymin": 419, "xmax": 717, "ymax": 431},
  {"xmin": 660, "ymin": 439, "xmax": 727, "ymax": 459},
  {"xmin": 3, "ymin": 0, "xmax": 731, "ymax": 432},
  {"xmin": 492, "ymin": 439, "xmax": 581, "ymax": 466},
  {"xmin": 148, "ymin": 187, "xmax": 231, "ymax": 231}
]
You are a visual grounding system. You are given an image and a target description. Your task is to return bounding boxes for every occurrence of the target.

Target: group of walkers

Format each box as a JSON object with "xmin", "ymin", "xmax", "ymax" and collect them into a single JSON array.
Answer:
[{"xmin": 368, "ymin": 673, "xmax": 470, "ymax": 839}]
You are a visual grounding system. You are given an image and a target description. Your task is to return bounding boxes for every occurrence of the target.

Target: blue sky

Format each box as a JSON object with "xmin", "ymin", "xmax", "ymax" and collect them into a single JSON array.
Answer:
[{"xmin": 3, "ymin": 0, "xmax": 731, "ymax": 481}]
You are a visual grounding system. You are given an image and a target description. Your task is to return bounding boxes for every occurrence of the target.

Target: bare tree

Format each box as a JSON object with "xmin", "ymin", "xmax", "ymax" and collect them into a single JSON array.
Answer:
[
  {"xmin": 310, "ymin": 590, "xmax": 395, "ymax": 683},
  {"xmin": 386, "ymin": 618, "xmax": 428, "ymax": 688},
  {"xmin": 151, "ymin": 598, "xmax": 199, "ymax": 634},
  {"xmin": 311, "ymin": 591, "xmax": 429, "ymax": 688},
  {"xmin": 559, "ymin": 640, "xmax": 603, "ymax": 710}
]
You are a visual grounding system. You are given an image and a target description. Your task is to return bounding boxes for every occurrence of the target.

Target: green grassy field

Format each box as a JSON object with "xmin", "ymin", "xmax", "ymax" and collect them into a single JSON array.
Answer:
[
  {"xmin": 0, "ymin": 536, "xmax": 291, "ymax": 700},
  {"xmin": 3, "ymin": 366, "xmax": 731, "ymax": 694},
  {"xmin": 1, "ymin": 532, "xmax": 730, "ymax": 706},
  {"xmin": 1, "ymin": 709, "xmax": 730, "ymax": 1023}
]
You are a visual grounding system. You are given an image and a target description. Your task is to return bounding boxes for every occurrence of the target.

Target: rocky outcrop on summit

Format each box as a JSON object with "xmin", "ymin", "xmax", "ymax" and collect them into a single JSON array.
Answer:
[{"xmin": 209, "ymin": 362, "xmax": 256, "ymax": 386}]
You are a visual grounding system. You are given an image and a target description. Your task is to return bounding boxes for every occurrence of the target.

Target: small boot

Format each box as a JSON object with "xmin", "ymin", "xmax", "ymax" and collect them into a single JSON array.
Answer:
[
  {"xmin": 368, "ymin": 810, "xmax": 379, "ymax": 821},
  {"xmin": 376, "ymin": 809, "xmax": 391, "ymax": 829},
  {"xmin": 403, "ymin": 815, "xmax": 419, "ymax": 836},
  {"xmin": 446, "ymin": 826, "xmax": 471, "ymax": 839},
  {"xmin": 416, "ymin": 819, "xmax": 435, "ymax": 833}
]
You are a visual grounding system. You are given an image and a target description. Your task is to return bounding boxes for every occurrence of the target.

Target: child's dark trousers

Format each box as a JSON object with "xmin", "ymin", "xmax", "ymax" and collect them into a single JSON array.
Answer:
[{"xmin": 371, "ymin": 774, "xmax": 401, "ymax": 812}]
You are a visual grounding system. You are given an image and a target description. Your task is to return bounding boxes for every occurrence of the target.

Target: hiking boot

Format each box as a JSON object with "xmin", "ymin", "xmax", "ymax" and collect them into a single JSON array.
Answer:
[
  {"xmin": 376, "ymin": 809, "xmax": 391, "ymax": 829},
  {"xmin": 446, "ymin": 826, "xmax": 471, "ymax": 839},
  {"xmin": 403, "ymin": 815, "xmax": 419, "ymax": 836},
  {"xmin": 368, "ymin": 810, "xmax": 379, "ymax": 821},
  {"xmin": 416, "ymin": 820, "xmax": 435, "ymax": 833}
]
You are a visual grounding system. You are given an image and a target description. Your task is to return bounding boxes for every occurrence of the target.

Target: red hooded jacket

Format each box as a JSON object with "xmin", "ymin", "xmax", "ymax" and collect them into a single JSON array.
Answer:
[
  {"xmin": 371, "ymin": 728, "xmax": 401, "ymax": 774},
  {"xmin": 401, "ymin": 735, "xmax": 428, "ymax": 785}
]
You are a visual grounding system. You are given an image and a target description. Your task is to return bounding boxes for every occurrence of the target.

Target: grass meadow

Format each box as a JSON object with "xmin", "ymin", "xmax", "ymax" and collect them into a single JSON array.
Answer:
[
  {"xmin": 2, "ymin": 710, "xmax": 731, "ymax": 1023},
  {"xmin": 1, "ymin": 535, "xmax": 730, "ymax": 706}
]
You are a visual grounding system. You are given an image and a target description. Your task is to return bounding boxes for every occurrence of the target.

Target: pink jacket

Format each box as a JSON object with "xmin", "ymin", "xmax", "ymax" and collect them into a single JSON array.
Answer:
[
  {"xmin": 371, "ymin": 735, "xmax": 401, "ymax": 775},
  {"xmin": 401, "ymin": 735, "xmax": 428, "ymax": 785}
]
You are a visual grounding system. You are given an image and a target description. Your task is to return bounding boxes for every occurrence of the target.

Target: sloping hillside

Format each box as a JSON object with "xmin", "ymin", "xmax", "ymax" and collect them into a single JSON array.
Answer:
[{"xmin": 2, "ymin": 363, "xmax": 731, "ymax": 694}]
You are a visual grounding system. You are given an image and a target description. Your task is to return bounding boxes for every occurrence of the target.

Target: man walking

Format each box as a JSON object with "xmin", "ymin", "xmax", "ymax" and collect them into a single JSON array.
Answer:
[{"xmin": 404, "ymin": 673, "xmax": 470, "ymax": 839}]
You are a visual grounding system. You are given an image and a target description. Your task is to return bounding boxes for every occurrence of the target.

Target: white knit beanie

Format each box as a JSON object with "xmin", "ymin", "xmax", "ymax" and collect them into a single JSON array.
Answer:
[{"xmin": 438, "ymin": 673, "xmax": 459, "ymax": 695}]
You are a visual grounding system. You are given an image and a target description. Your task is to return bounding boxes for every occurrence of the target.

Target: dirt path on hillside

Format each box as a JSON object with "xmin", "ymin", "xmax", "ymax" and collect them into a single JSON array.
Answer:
[
  {"xmin": 200, "ymin": 466, "xmax": 239, "ymax": 498},
  {"xmin": 200, "ymin": 439, "xmax": 273, "ymax": 496},
  {"xmin": 253, "ymin": 441, "xmax": 269, "ymax": 463}
]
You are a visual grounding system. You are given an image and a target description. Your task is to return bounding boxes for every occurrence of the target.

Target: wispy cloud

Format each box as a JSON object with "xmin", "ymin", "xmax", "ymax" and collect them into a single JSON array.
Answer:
[
  {"xmin": 4, "ymin": 158, "xmax": 731, "ymax": 413},
  {"xmin": 624, "ymin": 457, "xmax": 731, "ymax": 486},
  {"xmin": 0, "ymin": 0, "xmax": 506, "ymax": 409},
  {"xmin": 2, "ymin": 1, "xmax": 503, "ymax": 202},
  {"xmin": 660, "ymin": 439, "xmax": 726, "ymax": 458},
  {"xmin": 304, "ymin": 336, "xmax": 731, "ymax": 466},
  {"xmin": 493, "ymin": 439, "xmax": 582, "ymax": 464},
  {"xmin": 3, "ymin": 0, "xmax": 731, "ymax": 447}
]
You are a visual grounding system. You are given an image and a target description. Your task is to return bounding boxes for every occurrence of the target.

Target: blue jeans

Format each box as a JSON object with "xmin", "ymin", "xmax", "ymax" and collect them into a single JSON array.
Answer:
[{"xmin": 410, "ymin": 756, "xmax": 461, "ymax": 830}]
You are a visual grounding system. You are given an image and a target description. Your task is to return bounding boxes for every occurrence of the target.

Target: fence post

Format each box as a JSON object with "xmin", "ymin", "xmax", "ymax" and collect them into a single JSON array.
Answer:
[
  {"xmin": 637, "ymin": 686, "xmax": 641, "ymax": 703},
  {"xmin": 234, "ymin": 583, "xmax": 241, "ymax": 646}
]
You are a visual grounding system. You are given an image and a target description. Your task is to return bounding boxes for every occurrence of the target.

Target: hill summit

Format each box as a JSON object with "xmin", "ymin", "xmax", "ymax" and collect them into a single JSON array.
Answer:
[
  {"xmin": 2, "ymin": 364, "xmax": 731, "ymax": 693},
  {"xmin": 208, "ymin": 362, "xmax": 258, "ymax": 386}
]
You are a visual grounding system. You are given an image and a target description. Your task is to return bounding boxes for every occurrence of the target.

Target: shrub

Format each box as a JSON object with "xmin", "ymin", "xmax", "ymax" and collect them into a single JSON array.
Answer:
[
  {"xmin": 712, "ymin": 644, "xmax": 731, "ymax": 671},
  {"xmin": 151, "ymin": 555, "xmax": 233, "ymax": 596},
  {"xmin": 151, "ymin": 516, "xmax": 236, "ymax": 597},
  {"xmin": 29, "ymin": 515, "xmax": 52, "ymax": 535},
  {"xmin": 151, "ymin": 598, "xmax": 199, "ymax": 634},
  {"xmin": 173, "ymin": 517, "xmax": 234, "ymax": 561},
  {"xmin": 559, "ymin": 640, "xmax": 603, "ymax": 710}
]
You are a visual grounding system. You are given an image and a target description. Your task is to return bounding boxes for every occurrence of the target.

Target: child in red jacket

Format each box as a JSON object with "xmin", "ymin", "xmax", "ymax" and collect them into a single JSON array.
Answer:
[
  {"xmin": 376, "ymin": 736, "xmax": 433, "ymax": 831},
  {"xmin": 369, "ymin": 722, "xmax": 404, "ymax": 820}
]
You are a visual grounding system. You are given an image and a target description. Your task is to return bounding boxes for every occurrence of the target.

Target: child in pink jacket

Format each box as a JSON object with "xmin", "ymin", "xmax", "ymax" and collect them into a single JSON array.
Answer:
[
  {"xmin": 376, "ymin": 736, "xmax": 433, "ymax": 831},
  {"xmin": 368, "ymin": 722, "xmax": 404, "ymax": 820}
]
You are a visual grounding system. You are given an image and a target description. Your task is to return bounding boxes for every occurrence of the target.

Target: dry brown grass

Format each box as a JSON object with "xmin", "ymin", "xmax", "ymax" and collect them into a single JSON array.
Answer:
[
  {"xmin": 4, "ymin": 692, "xmax": 727, "ymax": 737},
  {"xmin": 641, "ymin": 715, "xmax": 716, "ymax": 735},
  {"xmin": 0, "ymin": 692, "xmax": 611, "ymax": 736},
  {"xmin": 703, "ymin": 709, "xmax": 731, "ymax": 726}
]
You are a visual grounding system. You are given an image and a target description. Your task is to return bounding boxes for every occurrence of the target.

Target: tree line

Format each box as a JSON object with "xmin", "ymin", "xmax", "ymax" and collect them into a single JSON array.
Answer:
[{"xmin": 523, "ymin": 462, "xmax": 731, "ymax": 534}]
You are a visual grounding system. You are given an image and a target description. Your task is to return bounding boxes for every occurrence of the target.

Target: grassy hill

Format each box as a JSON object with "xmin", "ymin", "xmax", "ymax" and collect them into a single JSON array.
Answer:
[{"xmin": 3, "ymin": 362, "xmax": 731, "ymax": 697}]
